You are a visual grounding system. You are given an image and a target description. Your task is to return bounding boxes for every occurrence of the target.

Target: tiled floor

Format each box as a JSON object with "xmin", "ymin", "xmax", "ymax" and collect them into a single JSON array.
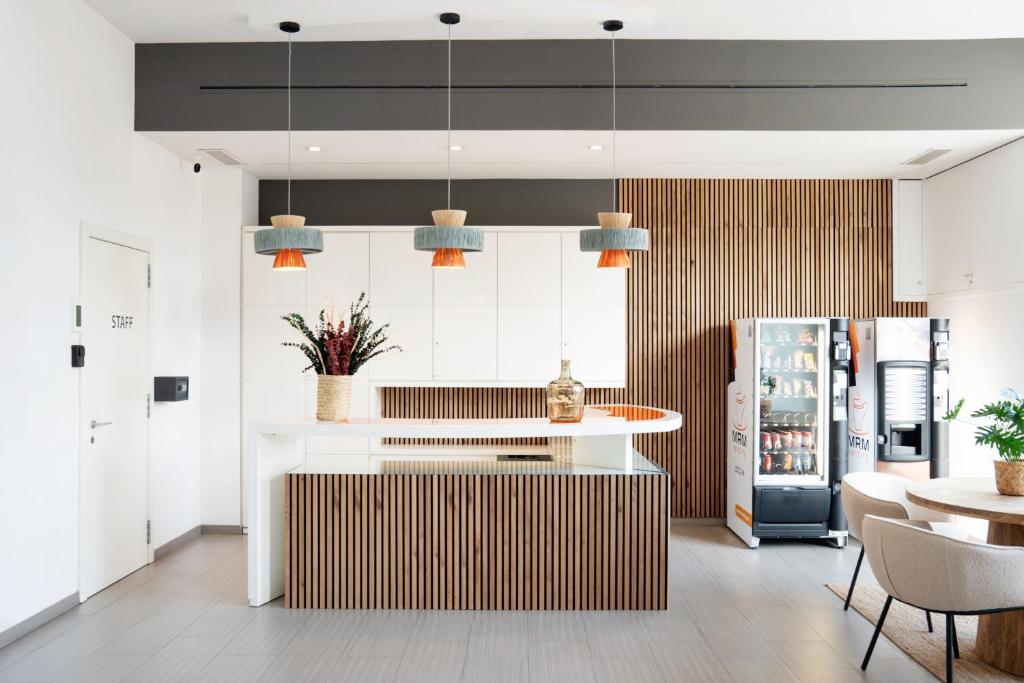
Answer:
[{"xmin": 0, "ymin": 526, "xmax": 934, "ymax": 682}]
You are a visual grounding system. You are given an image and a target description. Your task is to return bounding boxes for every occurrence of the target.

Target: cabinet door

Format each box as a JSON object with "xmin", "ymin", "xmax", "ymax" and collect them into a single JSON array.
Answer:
[
  {"xmin": 893, "ymin": 180, "xmax": 925, "ymax": 301},
  {"xmin": 305, "ymin": 233, "xmax": 370, "ymax": 310},
  {"xmin": 497, "ymin": 233, "xmax": 561, "ymax": 306},
  {"xmin": 242, "ymin": 232, "xmax": 305, "ymax": 307},
  {"xmin": 970, "ymin": 141, "xmax": 1024, "ymax": 289},
  {"xmin": 924, "ymin": 164, "xmax": 973, "ymax": 295},
  {"xmin": 434, "ymin": 307, "xmax": 497, "ymax": 381},
  {"xmin": 562, "ymin": 307, "xmax": 626, "ymax": 385},
  {"xmin": 434, "ymin": 232, "xmax": 497, "ymax": 306},
  {"xmin": 369, "ymin": 232, "xmax": 433, "ymax": 306},
  {"xmin": 497, "ymin": 306, "xmax": 561, "ymax": 382},
  {"xmin": 561, "ymin": 233, "xmax": 626, "ymax": 307},
  {"xmin": 366, "ymin": 305, "xmax": 433, "ymax": 380}
]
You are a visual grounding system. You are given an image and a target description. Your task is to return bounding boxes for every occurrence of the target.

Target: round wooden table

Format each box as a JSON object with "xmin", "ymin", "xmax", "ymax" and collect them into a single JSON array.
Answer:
[{"xmin": 906, "ymin": 477, "xmax": 1024, "ymax": 676}]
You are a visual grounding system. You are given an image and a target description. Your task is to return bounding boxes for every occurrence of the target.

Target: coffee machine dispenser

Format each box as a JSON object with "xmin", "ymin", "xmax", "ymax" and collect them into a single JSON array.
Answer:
[{"xmin": 847, "ymin": 318, "xmax": 950, "ymax": 481}]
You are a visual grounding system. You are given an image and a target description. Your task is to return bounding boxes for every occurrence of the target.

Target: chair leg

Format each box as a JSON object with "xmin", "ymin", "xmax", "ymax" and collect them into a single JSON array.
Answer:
[
  {"xmin": 861, "ymin": 595, "xmax": 893, "ymax": 671},
  {"xmin": 926, "ymin": 609, "xmax": 934, "ymax": 633},
  {"xmin": 844, "ymin": 546, "xmax": 865, "ymax": 611},
  {"xmin": 945, "ymin": 613, "xmax": 955, "ymax": 683},
  {"xmin": 951, "ymin": 615, "xmax": 959, "ymax": 659}
]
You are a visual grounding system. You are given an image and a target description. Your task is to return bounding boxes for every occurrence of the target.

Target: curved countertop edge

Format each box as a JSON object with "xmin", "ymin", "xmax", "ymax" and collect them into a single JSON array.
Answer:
[{"xmin": 251, "ymin": 405, "xmax": 682, "ymax": 439}]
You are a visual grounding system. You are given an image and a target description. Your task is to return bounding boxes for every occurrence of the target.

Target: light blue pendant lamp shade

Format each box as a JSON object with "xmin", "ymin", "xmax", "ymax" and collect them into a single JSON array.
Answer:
[
  {"xmin": 254, "ymin": 215, "xmax": 324, "ymax": 255},
  {"xmin": 579, "ymin": 212, "xmax": 649, "ymax": 267},
  {"xmin": 413, "ymin": 210, "xmax": 484, "ymax": 268}
]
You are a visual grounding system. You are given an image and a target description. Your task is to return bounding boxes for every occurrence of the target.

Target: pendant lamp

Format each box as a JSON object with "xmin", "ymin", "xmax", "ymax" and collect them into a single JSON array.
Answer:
[
  {"xmin": 253, "ymin": 21, "xmax": 323, "ymax": 271},
  {"xmin": 413, "ymin": 13, "xmax": 484, "ymax": 269},
  {"xmin": 579, "ymin": 20, "xmax": 649, "ymax": 268}
]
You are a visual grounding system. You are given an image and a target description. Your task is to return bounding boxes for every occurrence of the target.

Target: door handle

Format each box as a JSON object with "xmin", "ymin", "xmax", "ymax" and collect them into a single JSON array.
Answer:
[{"xmin": 90, "ymin": 420, "xmax": 113, "ymax": 429}]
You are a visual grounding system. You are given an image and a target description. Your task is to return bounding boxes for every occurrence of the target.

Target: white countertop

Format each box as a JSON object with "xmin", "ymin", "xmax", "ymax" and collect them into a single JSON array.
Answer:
[{"xmin": 251, "ymin": 404, "xmax": 682, "ymax": 439}]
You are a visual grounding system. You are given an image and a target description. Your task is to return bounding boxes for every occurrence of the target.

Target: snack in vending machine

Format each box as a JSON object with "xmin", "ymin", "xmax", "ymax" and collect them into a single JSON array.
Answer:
[
  {"xmin": 803, "ymin": 380, "xmax": 817, "ymax": 399},
  {"xmin": 783, "ymin": 452, "xmax": 794, "ymax": 471},
  {"xmin": 791, "ymin": 380, "xmax": 803, "ymax": 398},
  {"xmin": 761, "ymin": 329, "xmax": 774, "ymax": 344},
  {"xmin": 762, "ymin": 350, "xmax": 773, "ymax": 369},
  {"xmin": 761, "ymin": 431, "xmax": 773, "ymax": 450},
  {"xmin": 781, "ymin": 431, "xmax": 794, "ymax": 449},
  {"xmin": 798, "ymin": 328, "xmax": 816, "ymax": 345},
  {"xmin": 804, "ymin": 352, "xmax": 817, "ymax": 372},
  {"xmin": 761, "ymin": 452, "xmax": 773, "ymax": 473},
  {"xmin": 801, "ymin": 431, "xmax": 813, "ymax": 448},
  {"xmin": 782, "ymin": 380, "xmax": 792, "ymax": 397},
  {"xmin": 803, "ymin": 453, "xmax": 815, "ymax": 473},
  {"xmin": 793, "ymin": 455, "xmax": 804, "ymax": 475},
  {"xmin": 772, "ymin": 431, "xmax": 783, "ymax": 450},
  {"xmin": 777, "ymin": 328, "xmax": 792, "ymax": 344},
  {"xmin": 803, "ymin": 411, "xmax": 816, "ymax": 426}
]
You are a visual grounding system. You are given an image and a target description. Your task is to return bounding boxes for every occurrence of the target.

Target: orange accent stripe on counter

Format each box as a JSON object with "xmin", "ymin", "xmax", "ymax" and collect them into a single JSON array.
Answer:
[
  {"xmin": 591, "ymin": 405, "xmax": 666, "ymax": 421},
  {"xmin": 849, "ymin": 320, "xmax": 860, "ymax": 376}
]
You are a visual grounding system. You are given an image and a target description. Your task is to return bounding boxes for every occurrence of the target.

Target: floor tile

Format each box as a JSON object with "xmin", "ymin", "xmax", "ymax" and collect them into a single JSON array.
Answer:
[
  {"xmin": 97, "ymin": 614, "xmax": 196, "ymax": 655},
  {"xmin": 194, "ymin": 655, "xmax": 273, "ymax": 683},
  {"xmin": 466, "ymin": 614, "xmax": 528, "ymax": 659},
  {"xmin": 528, "ymin": 640, "xmax": 595, "ymax": 682},
  {"xmin": 461, "ymin": 657, "xmax": 528, "ymax": 682},
  {"xmin": 650, "ymin": 639, "xmax": 732, "ymax": 683},
  {"xmin": 123, "ymin": 636, "xmax": 228, "ymax": 682},
  {"xmin": 720, "ymin": 657, "xmax": 800, "ymax": 683},
  {"xmin": 413, "ymin": 612, "xmax": 474, "ymax": 641},
  {"xmin": 344, "ymin": 613, "xmax": 418, "ymax": 657},
  {"xmin": 0, "ymin": 636, "xmax": 110, "ymax": 683},
  {"xmin": 327, "ymin": 656, "xmax": 402, "ymax": 682},
  {"xmin": 220, "ymin": 610, "xmax": 301, "ymax": 656},
  {"xmin": 592, "ymin": 657, "xmax": 665, "ymax": 683},
  {"xmin": 396, "ymin": 639, "xmax": 466, "ymax": 682},
  {"xmin": 258, "ymin": 635, "xmax": 346, "ymax": 682}
]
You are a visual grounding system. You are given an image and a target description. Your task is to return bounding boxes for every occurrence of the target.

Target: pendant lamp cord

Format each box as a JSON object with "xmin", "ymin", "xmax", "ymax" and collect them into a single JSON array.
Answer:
[
  {"xmin": 287, "ymin": 30, "xmax": 293, "ymax": 216},
  {"xmin": 611, "ymin": 28, "xmax": 617, "ymax": 213},
  {"xmin": 446, "ymin": 20, "xmax": 452, "ymax": 210}
]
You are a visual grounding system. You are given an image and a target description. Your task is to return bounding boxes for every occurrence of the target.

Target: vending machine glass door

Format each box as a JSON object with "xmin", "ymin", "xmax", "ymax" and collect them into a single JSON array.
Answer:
[{"xmin": 754, "ymin": 319, "xmax": 830, "ymax": 486}]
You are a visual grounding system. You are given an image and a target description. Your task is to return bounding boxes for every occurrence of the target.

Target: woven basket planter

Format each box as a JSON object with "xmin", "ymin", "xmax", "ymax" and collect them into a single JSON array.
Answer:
[
  {"xmin": 316, "ymin": 375, "xmax": 353, "ymax": 422},
  {"xmin": 994, "ymin": 460, "xmax": 1024, "ymax": 496}
]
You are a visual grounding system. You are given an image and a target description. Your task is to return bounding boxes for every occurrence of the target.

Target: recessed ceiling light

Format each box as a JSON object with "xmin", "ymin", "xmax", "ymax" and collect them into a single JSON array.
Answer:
[
  {"xmin": 589, "ymin": 144, "xmax": 604, "ymax": 151},
  {"xmin": 449, "ymin": 144, "xmax": 463, "ymax": 152},
  {"xmin": 307, "ymin": 145, "xmax": 322, "ymax": 152}
]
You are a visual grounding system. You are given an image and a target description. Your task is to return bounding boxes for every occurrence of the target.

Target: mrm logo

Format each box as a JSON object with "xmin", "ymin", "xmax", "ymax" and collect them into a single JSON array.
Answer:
[
  {"xmin": 731, "ymin": 430, "xmax": 748, "ymax": 447},
  {"xmin": 848, "ymin": 434, "xmax": 872, "ymax": 453}
]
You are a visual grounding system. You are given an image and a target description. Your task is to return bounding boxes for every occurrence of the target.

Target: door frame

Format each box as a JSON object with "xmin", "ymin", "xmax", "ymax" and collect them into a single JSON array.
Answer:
[{"xmin": 78, "ymin": 221, "xmax": 155, "ymax": 599}]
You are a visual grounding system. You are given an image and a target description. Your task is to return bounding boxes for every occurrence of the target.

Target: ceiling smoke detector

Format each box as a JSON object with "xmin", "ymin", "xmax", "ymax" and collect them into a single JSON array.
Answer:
[
  {"xmin": 902, "ymin": 148, "xmax": 953, "ymax": 166},
  {"xmin": 200, "ymin": 148, "xmax": 244, "ymax": 166}
]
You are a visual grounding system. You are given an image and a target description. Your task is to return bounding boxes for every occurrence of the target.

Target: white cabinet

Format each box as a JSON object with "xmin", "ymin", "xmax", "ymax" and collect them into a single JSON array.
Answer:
[
  {"xmin": 370, "ymin": 232, "xmax": 433, "ymax": 306},
  {"xmin": 434, "ymin": 233, "xmax": 497, "ymax": 306},
  {"xmin": 969, "ymin": 142, "xmax": 1024, "ymax": 290},
  {"xmin": 893, "ymin": 180, "xmax": 925, "ymax": 302},
  {"xmin": 498, "ymin": 306, "xmax": 561, "ymax": 382},
  {"xmin": 561, "ymin": 234, "xmax": 626, "ymax": 307},
  {"xmin": 306, "ymin": 233, "xmax": 369, "ymax": 309},
  {"xmin": 242, "ymin": 233, "xmax": 305, "ymax": 307},
  {"xmin": 497, "ymin": 233, "xmax": 561, "ymax": 306},
  {"xmin": 562, "ymin": 306, "xmax": 626, "ymax": 385},
  {"xmin": 924, "ymin": 163, "xmax": 973, "ymax": 295},
  {"xmin": 434, "ymin": 306, "xmax": 498, "ymax": 380},
  {"xmin": 366, "ymin": 305, "xmax": 433, "ymax": 380}
]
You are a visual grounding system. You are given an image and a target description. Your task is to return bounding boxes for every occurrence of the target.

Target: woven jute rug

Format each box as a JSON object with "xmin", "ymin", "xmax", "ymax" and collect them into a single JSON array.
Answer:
[{"xmin": 827, "ymin": 582, "xmax": 1019, "ymax": 681}]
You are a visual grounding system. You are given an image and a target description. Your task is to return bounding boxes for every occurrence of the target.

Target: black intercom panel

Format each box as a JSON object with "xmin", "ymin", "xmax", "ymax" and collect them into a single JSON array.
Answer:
[{"xmin": 154, "ymin": 376, "xmax": 189, "ymax": 402}]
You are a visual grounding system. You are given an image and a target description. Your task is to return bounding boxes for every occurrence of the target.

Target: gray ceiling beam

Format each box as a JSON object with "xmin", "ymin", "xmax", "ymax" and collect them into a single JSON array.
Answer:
[{"xmin": 136, "ymin": 38, "xmax": 1024, "ymax": 132}]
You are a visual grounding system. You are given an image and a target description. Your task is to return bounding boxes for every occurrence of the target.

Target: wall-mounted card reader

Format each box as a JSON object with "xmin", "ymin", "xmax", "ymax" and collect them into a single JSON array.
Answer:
[
  {"xmin": 71, "ymin": 345, "xmax": 85, "ymax": 368},
  {"xmin": 154, "ymin": 376, "xmax": 189, "ymax": 402}
]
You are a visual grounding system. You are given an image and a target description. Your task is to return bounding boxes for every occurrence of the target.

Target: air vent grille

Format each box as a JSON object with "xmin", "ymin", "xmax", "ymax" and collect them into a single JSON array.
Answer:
[
  {"xmin": 902, "ymin": 148, "xmax": 952, "ymax": 166},
  {"xmin": 200, "ymin": 148, "xmax": 244, "ymax": 166}
]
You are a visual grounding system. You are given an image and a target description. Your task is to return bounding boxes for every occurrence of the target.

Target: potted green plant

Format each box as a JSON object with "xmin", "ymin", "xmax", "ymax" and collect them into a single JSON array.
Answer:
[
  {"xmin": 281, "ymin": 292, "xmax": 400, "ymax": 422},
  {"xmin": 945, "ymin": 389, "xmax": 1024, "ymax": 496}
]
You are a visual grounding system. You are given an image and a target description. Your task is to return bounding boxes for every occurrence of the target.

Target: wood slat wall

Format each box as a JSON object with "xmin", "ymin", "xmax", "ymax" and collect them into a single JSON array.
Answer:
[
  {"xmin": 285, "ymin": 472, "xmax": 669, "ymax": 610},
  {"xmin": 382, "ymin": 179, "xmax": 926, "ymax": 518}
]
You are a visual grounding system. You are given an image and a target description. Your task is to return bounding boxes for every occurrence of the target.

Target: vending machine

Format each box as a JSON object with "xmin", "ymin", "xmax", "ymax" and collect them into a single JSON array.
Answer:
[
  {"xmin": 847, "ymin": 318, "xmax": 951, "ymax": 480},
  {"xmin": 727, "ymin": 318, "xmax": 852, "ymax": 548}
]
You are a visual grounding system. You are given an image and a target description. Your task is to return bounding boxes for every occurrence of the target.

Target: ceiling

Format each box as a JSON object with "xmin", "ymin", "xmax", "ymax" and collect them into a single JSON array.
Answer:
[
  {"xmin": 89, "ymin": 0, "xmax": 1024, "ymax": 42},
  {"xmin": 142, "ymin": 129, "xmax": 1024, "ymax": 180}
]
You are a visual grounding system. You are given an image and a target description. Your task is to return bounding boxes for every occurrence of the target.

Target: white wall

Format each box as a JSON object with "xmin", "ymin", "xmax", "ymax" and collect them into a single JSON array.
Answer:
[
  {"xmin": 0, "ymin": 0, "xmax": 205, "ymax": 633},
  {"xmin": 200, "ymin": 169, "xmax": 257, "ymax": 527},
  {"xmin": 922, "ymin": 140, "xmax": 1024, "ymax": 487}
]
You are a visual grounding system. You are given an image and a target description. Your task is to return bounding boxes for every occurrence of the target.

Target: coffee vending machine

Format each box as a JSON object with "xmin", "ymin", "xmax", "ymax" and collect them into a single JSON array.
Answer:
[{"xmin": 847, "ymin": 318, "xmax": 951, "ymax": 480}]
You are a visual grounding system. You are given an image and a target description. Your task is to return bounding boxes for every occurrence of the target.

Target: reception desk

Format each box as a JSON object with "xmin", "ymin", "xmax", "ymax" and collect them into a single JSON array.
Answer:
[{"xmin": 247, "ymin": 405, "xmax": 681, "ymax": 610}]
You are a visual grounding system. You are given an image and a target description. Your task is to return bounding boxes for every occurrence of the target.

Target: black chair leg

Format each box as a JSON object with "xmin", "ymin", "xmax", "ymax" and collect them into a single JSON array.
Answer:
[
  {"xmin": 945, "ymin": 613, "xmax": 955, "ymax": 683},
  {"xmin": 951, "ymin": 615, "xmax": 959, "ymax": 659},
  {"xmin": 861, "ymin": 595, "xmax": 893, "ymax": 671},
  {"xmin": 926, "ymin": 609, "xmax": 934, "ymax": 633},
  {"xmin": 844, "ymin": 546, "xmax": 864, "ymax": 611}
]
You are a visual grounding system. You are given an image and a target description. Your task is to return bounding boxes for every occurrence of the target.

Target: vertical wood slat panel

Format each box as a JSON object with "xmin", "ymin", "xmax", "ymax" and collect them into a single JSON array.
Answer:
[
  {"xmin": 380, "ymin": 179, "xmax": 923, "ymax": 517},
  {"xmin": 286, "ymin": 472, "xmax": 668, "ymax": 610}
]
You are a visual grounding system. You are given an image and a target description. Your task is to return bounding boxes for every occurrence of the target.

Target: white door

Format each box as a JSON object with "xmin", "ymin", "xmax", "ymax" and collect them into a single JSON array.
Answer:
[{"xmin": 80, "ymin": 235, "xmax": 151, "ymax": 600}]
